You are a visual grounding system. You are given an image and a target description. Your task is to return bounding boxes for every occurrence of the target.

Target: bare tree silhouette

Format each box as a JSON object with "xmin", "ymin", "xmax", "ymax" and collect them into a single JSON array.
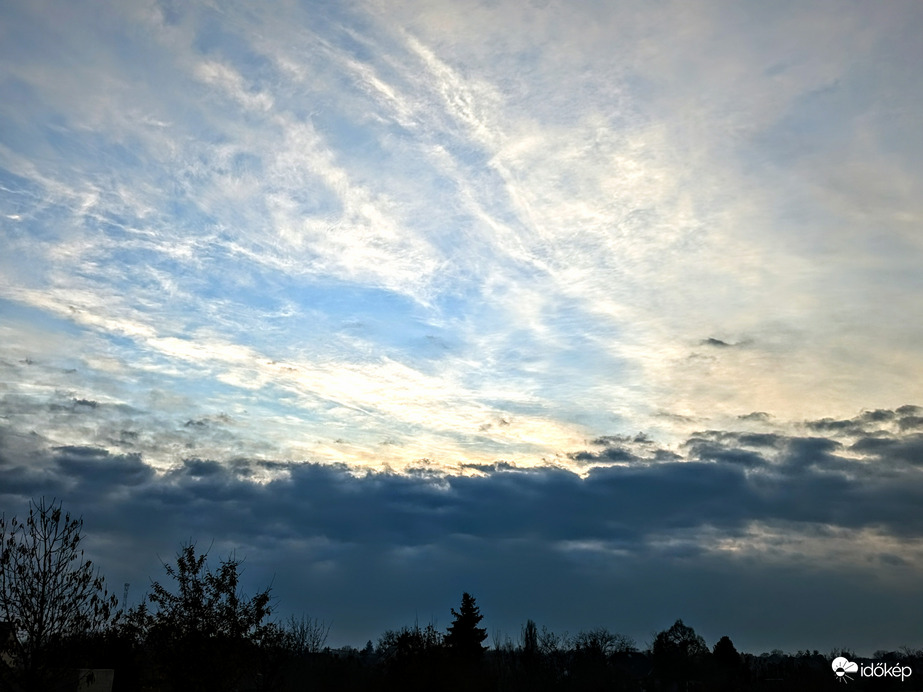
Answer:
[{"xmin": 0, "ymin": 498, "xmax": 118, "ymax": 691}]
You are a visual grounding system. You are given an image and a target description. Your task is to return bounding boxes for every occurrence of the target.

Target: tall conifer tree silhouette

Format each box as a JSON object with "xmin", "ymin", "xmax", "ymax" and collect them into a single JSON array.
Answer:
[{"xmin": 445, "ymin": 592, "xmax": 487, "ymax": 658}]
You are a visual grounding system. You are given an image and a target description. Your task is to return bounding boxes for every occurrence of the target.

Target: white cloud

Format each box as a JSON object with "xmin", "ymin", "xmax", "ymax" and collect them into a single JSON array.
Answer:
[{"xmin": 2, "ymin": 0, "xmax": 923, "ymax": 470}]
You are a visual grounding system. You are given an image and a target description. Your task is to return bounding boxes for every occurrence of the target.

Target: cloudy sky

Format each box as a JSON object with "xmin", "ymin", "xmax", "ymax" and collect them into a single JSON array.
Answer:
[{"xmin": 2, "ymin": 0, "xmax": 922, "ymax": 655}]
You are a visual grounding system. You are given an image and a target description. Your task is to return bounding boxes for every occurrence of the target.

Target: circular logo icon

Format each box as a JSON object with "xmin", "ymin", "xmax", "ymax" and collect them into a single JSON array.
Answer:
[{"xmin": 832, "ymin": 657, "xmax": 858, "ymax": 682}]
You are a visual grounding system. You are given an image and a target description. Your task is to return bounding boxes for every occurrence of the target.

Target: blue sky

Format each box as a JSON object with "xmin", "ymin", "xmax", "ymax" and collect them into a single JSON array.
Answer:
[{"xmin": 2, "ymin": 0, "xmax": 923, "ymax": 654}]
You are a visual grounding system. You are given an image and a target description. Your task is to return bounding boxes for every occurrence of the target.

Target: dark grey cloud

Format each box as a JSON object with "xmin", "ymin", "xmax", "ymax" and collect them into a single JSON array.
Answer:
[
  {"xmin": 655, "ymin": 410, "xmax": 697, "ymax": 423},
  {"xmin": 858, "ymin": 408, "xmax": 896, "ymax": 423},
  {"xmin": 567, "ymin": 433, "xmax": 661, "ymax": 465},
  {"xmin": 802, "ymin": 406, "xmax": 923, "ymax": 438},
  {"xmin": 184, "ymin": 413, "xmax": 232, "ymax": 428},
  {"xmin": 849, "ymin": 434, "xmax": 923, "ymax": 468},
  {"xmin": 682, "ymin": 440, "xmax": 770, "ymax": 469},
  {"xmin": 688, "ymin": 430, "xmax": 785, "ymax": 449},
  {"xmin": 4, "ymin": 413, "xmax": 919, "ymax": 551},
  {"xmin": 459, "ymin": 461, "xmax": 519, "ymax": 473},
  {"xmin": 568, "ymin": 446, "xmax": 637, "ymax": 464},
  {"xmin": 805, "ymin": 416, "xmax": 863, "ymax": 434},
  {"xmin": 898, "ymin": 415, "xmax": 923, "ymax": 431},
  {"xmin": 592, "ymin": 433, "xmax": 654, "ymax": 446},
  {"xmin": 738, "ymin": 411, "xmax": 772, "ymax": 422},
  {"xmin": 54, "ymin": 446, "xmax": 153, "ymax": 488},
  {"xmin": 1, "ymin": 407, "xmax": 922, "ymax": 655}
]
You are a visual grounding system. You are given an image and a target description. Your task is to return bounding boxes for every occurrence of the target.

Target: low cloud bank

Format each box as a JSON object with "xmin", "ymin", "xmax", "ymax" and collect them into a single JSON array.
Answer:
[{"xmin": 1, "ymin": 406, "xmax": 921, "ymax": 654}]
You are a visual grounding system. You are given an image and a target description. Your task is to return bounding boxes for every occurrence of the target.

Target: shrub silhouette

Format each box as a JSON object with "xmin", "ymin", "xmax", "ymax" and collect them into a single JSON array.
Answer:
[
  {"xmin": 128, "ymin": 542, "xmax": 273, "ymax": 691},
  {"xmin": 652, "ymin": 618, "xmax": 709, "ymax": 683}
]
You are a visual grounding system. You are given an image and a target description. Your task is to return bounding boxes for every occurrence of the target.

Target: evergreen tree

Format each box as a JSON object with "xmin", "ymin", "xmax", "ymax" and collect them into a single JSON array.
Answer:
[{"xmin": 445, "ymin": 592, "xmax": 487, "ymax": 658}]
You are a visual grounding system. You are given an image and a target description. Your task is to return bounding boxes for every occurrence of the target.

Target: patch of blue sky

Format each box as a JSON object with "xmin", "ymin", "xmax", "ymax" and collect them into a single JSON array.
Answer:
[
  {"xmin": 0, "ymin": 78, "xmax": 44, "ymax": 134},
  {"xmin": 458, "ymin": 284, "xmax": 629, "ymax": 384},
  {"xmin": 426, "ymin": 289, "xmax": 485, "ymax": 330},
  {"xmin": 192, "ymin": 277, "xmax": 294, "ymax": 332},
  {"xmin": 104, "ymin": 248, "xmax": 430, "ymax": 368},
  {"xmin": 292, "ymin": 276, "xmax": 420, "ymax": 319},
  {"xmin": 242, "ymin": 380, "xmax": 337, "ymax": 418},
  {"xmin": 307, "ymin": 109, "xmax": 390, "ymax": 165},
  {"xmin": 484, "ymin": 328, "xmax": 624, "ymax": 402},
  {"xmin": 479, "ymin": 396, "xmax": 546, "ymax": 418},
  {"xmin": 90, "ymin": 242, "xmax": 186, "ymax": 289},
  {"xmin": 760, "ymin": 85, "xmax": 858, "ymax": 163},
  {"xmin": 445, "ymin": 429, "xmax": 545, "ymax": 458},
  {"xmin": 0, "ymin": 299, "xmax": 86, "ymax": 340},
  {"xmin": 47, "ymin": 128, "xmax": 146, "ymax": 176},
  {"xmin": 1, "ymin": 208, "xmax": 80, "ymax": 262},
  {"xmin": 0, "ymin": 2, "xmax": 68, "ymax": 64},
  {"xmin": 205, "ymin": 385, "xmax": 305, "ymax": 423},
  {"xmin": 228, "ymin": 151, "xmax": 264, "ymax": 178},
  {"xmin": 329, "ymin": 312, "xmax": 458, "ymax": 372},
  {"xmin": 261, "ymin": 177, "xmax": 342, "ymax": 220},
  {"xmin": 160, "ymin": 196, "xmax": 221, "ymax": 236},
  {"xmin": 119, "ymin": 338, "xmax": 244, "ymax": 392},
  {"xmin": 91, "ymin": 330, "xmax": 144, "ymax": 359},
  {"xmin": 98, "ymin": 15, "xmax": 170, "ymax": 71},
  {"xmin": 333, "ymin": 145, "xmax": 477, "ymax": 235},
  {"xmin": 754, "ymin": 39, "xmax": 920, "ymax": 172},
  {"xmin": 281, "ymin": 280, "xmax": 447, "ymax": 357},
  {"xmin": 192, "ymin": 6, "xmax": 271, "ymax": 69},
  {"xmin": 0, "ymin": 168, "xmax": 43, "ymax": 215},
  {"xmin": 294, "ymin": 0, "xmax": 382, "ymax": 54}
]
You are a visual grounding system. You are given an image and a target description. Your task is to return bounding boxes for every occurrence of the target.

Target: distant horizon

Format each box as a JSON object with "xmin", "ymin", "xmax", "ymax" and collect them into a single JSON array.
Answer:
[
  {"xmin": 34, "ymin": 480, "xmax": 923, "ymax": 660},
  {"xmin": 2, "ymin": 0, "xmax": 922, "ymax": 663},
  {"xmin": 17, "ymin": 402, "xmax": 920, "ymax": 658}
]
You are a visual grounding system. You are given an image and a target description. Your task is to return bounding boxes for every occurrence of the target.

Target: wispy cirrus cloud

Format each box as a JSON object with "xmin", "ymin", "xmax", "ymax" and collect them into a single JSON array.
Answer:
[{"xmin": 4, "ymin": 0, "xmax": 923, "ymax": 458}]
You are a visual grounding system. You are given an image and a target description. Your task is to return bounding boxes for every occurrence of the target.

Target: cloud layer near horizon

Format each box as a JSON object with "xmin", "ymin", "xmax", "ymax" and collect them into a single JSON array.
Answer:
[{"xmin": 2, "ymin": 404, "xmax": 922, "ymax": 654}]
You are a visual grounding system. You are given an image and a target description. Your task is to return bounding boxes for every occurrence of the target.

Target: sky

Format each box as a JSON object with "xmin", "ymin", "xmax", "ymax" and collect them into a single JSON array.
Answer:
[{"xmin": 1, "ymin": 0, "xmax": 922, "ymax": 656}]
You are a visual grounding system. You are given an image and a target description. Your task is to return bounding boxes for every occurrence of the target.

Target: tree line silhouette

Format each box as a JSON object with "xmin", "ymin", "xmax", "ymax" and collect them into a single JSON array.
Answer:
[{"xmin": 2, "ymin": 498, "xmax": 920, "ymax": 690}]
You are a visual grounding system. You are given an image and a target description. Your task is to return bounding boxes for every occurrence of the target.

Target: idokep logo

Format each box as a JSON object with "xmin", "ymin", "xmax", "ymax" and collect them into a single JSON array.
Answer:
[
  {"xmin": 831, "ymin": 656, "xmax": 913, "ymax": 684},
  {"xmin": 832, "ymin": 657, "xmax": 858, "ymax": 683}
]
